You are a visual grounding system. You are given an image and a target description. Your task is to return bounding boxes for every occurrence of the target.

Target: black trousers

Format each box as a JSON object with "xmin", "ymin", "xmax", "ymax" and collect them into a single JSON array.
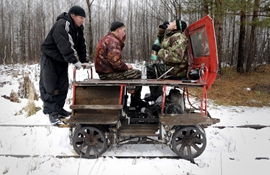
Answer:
[{"xmin": 39, "ymin": 54, "xmax": 69, "ymax": 114}]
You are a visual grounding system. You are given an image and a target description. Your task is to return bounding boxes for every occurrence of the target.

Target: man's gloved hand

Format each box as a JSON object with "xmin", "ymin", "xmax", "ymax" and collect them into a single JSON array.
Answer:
[
  {"xmin": 121, "ymin": 43, "xmax": 125, "ymax": 49},
  {"xmin": 159, "ymin": 21, "xmax": 169, "ymax": 30},
  {"xmin": 82, "ymin": 63, "xmax": 92, "ymax": 69},
  {"xmin": 152, "ymin": 44, "xmax": 161, "ymax": 53},
  {"xmin": 74, "ymin": 61, "xmax": 82, "ymax": 70}
]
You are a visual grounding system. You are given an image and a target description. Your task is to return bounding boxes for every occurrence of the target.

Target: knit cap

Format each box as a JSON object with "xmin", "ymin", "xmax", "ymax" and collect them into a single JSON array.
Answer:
[
  {"xmin": 176, "ymin": 19, "xmax": 187, "ymax": 32},
  {"xmin": 68, "ymin": 6, "xmax": 86, "ymax": 17},
  {"xmin": 110, "ymin": 21, "xmax": 125, "ymax": 31}
]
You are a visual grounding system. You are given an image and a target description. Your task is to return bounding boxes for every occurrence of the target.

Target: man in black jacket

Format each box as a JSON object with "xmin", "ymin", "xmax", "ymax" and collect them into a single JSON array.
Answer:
[{"xmin": 40, "ymin": 6, "xmax": 88, "ymax": 124}]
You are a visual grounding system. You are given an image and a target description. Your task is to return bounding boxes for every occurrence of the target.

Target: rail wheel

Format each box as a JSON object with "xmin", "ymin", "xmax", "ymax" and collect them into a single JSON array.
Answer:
[
  {"xmin": 72, "ymin": 125, "xmax": 107, "ymax": 158},
  {"xmin": 171, "ymin": 125, "xmax": 206, "ymax": 160}
]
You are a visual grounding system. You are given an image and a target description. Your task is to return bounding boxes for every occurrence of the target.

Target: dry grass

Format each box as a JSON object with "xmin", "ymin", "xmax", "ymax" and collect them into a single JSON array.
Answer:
[
  {"xmin": 190, "ymin": 65, "xmax": 270, "ymax": 107},
  {"xmin": 22, "ymin": 75, "xmax": 41, "ymax": 117}
]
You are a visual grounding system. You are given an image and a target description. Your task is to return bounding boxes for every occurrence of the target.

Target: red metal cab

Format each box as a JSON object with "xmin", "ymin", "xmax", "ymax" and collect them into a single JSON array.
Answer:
[{"xmin": 185, "ymin": 15, "xmax": 219, "ymax": 90}]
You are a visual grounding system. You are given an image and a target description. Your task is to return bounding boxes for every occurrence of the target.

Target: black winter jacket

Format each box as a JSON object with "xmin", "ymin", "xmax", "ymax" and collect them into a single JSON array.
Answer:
[{"xmin": 41, "ymin": 12, "xmax": 87, "ymax": 64}]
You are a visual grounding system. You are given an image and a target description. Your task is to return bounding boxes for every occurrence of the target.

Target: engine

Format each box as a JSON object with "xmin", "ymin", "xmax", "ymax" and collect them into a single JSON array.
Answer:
[{"xmin": 165, "ymin": 88, "xmax": 185, "ymax": 114}]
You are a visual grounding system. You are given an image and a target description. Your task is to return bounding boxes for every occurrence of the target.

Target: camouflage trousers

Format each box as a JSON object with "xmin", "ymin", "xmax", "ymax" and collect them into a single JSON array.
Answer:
[{"xmin": 98, "ymin": 69, "xmax": 141, "ymax": 80}]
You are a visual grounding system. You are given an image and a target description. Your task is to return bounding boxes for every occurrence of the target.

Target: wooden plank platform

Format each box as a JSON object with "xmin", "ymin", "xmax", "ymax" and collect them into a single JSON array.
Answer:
[
  {"xmin": 67, "ymin": 114, "xmax": 120, "ymax": 125},
  {"xmin": 159, "ymin": 113, "xmax": 220, "ymax": 125},
  {"xmin": 70, "ymin": 105, "xmax": 123, "ymax": 110},
  {"xmin": 74, "ymin": 79, "xmax": 204, "ymax": 88},
  {"xmin": 118, "ymin": 124, "xmax": 159, "ymax": 137}
]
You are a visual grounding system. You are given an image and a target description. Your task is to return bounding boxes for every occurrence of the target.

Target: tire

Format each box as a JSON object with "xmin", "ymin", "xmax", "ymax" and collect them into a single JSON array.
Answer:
[
  {"xmin": 171, "ymin": 125, "xmax": 206, "ymax": 160},
  {"xmin": 72, "ymin": 125, "xmax": 107, "ymax": 158}
]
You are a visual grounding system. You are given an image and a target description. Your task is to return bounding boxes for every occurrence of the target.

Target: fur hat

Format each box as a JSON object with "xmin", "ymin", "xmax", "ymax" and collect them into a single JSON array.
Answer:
[
  {"xmin": 68, "ymin": 6, "xmax": 86, "ymax": 17},
  {"xmin": 176, "ymin": 19, "xmax": 187, "ymax": 32},
  {"xmin": 110, "ymin": 21, "xmax": 125, "ymax": 31}
]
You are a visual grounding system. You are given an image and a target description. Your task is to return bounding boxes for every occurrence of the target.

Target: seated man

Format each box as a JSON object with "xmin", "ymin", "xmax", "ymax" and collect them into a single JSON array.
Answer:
[
  {"xmin": 94, "ymin": 21, "xmax": 145, "ymax": 107},
  {"xmin": 153, "ymin": 19, "xmax": 188, "ymax": 79},
  {"xmin": 147, "ymin": 19, "xmax": 189, "ymax": 101}
]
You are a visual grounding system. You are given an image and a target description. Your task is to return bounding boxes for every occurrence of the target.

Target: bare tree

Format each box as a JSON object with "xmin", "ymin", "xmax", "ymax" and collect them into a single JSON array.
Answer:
[
  {"xmin": 214, "ymin": 0, "xmax": 223, "ymax": 74},
  {"xmin": 128, "ymin": 0, "xmax": 134, "ymax": 62},
  {"xmin": 202, "ymin": 0, "xmax": 209, "ymax": 16},
  {"xmin": 27, "ymin": 0, "xmax": 31, "ymax": 63},
  {"xmin": 160, "ymin": 0, "xmax": 182, "ymax": 19},
  {"xmin": 268, "ymin": 30, "xmax": 270, "ymax": 64},
  {"xmin": 86, "ymin": 0, "xmax": 95, "ymax": 61},
  {"xmin": 112, "ymin": 0, "xmax": 117, "ymax": 21},
  {"xmin": 246, "ymin": 0, "xmax": 260, "ymax": 73},
  {"xmin": 0, "ymin": 0, "xmax": 5, "ymax": 64},
  {"xmin": 237, "ymin": 4, "xmax": 246, "ymax": 73},
  {"xmin": 230, "ymin": 16, "xmax": 236, "ymax": 66}
]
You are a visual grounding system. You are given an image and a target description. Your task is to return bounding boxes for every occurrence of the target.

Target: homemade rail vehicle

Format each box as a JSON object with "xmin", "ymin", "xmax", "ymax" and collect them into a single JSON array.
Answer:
[{"xmin": 66, "ymin": 15, "xmax": 220, "ymax": 161}]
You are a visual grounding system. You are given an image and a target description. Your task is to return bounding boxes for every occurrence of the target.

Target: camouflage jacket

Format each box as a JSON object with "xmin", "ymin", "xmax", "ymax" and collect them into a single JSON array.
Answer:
[
  {"xmin": 157, "ymin": 30, "xmax": 188, "ymax": 77},
  {"xmin": 95, "ymin": 32, "xmax": 128, "ymax": 75}
]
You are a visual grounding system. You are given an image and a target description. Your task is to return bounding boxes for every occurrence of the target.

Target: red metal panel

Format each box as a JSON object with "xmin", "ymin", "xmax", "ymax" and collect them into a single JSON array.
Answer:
[
  {"xmin": 72, "ymin": 83, "xmax": 77, "ymax": 105},
  {"xmin": 185, "ymin": 15, "xmax": 218, "ymax": 90}
]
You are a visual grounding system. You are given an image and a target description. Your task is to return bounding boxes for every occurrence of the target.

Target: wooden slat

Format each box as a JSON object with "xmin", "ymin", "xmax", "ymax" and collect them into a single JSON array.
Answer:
[
  {"xmin": 75, "ymin": 86, "xmax": 120, "ymax": 105},
  {"xmin": 67, "ymin": 114, "xmax": 120, "ymax": 124},
  {"xmin": 159, "ymin": 113, "xmax": 219, "ymax": 125},
  {"xmin": 70, "ymin": 105, "xmax": 123, "ymax": 110},
  {"xmin": 118, "ymin": 124, "xmax": 159, "ymax": 136},
  {"xmin": 75, "ymin": 79, "xmax": 204, "ymax": 88}
]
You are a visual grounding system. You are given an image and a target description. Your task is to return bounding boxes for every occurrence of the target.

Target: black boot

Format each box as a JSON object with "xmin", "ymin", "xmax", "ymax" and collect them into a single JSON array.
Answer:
[
  {"xmin": 49, "ymin": 112, "xmax": 62, "ymax": 125},
  {"xmin": 130, "ymin": 86, "xmax": 148, "ymax": 108},
  {"xmin": 148, "ymin": 86, "xmax": 163, "ymax": 101},
  {"xmin": 58, "ymin": 108, "xmax": 71, "ymax": 118}
]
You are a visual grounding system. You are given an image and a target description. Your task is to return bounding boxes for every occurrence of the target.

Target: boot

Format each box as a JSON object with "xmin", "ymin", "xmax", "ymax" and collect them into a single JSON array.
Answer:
[
  {"xmin": 149, "ymin": 86, "xmax": 163, "ymax": 102},
  {"xmin": 49, "ymin": 112, "xmax": 62, "ymax": 125},
  {"xmin": 130, "ymin": 86, "xmax": 148, "ymax": 108},
  {"xmin": 58, "ymin": 108, "xmax": 71, "ymax": 118}
]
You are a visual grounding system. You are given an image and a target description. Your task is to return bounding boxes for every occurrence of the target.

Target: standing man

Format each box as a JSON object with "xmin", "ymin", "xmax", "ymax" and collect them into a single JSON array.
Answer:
[
  {"xmin": 95, "ymin": 21, "xmax": 145, "ymax": 107},
  {"xmin": 40, "ymin": 5, "xmax": 88, "ymax": 124}
]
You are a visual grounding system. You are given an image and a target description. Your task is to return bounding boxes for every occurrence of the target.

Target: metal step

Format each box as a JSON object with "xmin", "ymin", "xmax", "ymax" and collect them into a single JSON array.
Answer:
[{"xmin": 118, "ymin": 124, "xmax": 159, "ymax": 137}]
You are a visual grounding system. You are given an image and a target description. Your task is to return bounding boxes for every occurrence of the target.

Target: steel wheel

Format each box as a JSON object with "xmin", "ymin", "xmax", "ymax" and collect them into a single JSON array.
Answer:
[
  {"xmin": 72, "ymin": 126, "xmax": 107, "ymax": 158},
  {"xmin": 171, "ymin": 125, "xmax": 206, "ymax": 160}
]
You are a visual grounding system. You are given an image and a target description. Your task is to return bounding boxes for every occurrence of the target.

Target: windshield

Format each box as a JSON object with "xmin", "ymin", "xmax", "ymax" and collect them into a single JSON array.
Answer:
[{"xmin": 190, "ymin": 27, "xmax": 210, "ymax": 57}]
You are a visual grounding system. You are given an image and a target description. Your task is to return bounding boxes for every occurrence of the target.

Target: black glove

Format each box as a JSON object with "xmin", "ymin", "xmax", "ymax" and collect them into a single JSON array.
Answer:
[
  {"xmin": 159, "ymin": 21, "xmax": 169, "ymax": 30},
  {"xmin": 152, "ymin": 44, "xmax": 161, "ymax": 52},
  {"xmin": 121, "ymin": 43, "xmax": 125, "ymax": 49}
]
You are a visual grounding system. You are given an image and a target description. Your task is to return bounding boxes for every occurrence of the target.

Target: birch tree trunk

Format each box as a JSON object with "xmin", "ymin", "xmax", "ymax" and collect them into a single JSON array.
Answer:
[{"xmin": 230, "ymin": 16, "xmax": 236, "ymax": 66}]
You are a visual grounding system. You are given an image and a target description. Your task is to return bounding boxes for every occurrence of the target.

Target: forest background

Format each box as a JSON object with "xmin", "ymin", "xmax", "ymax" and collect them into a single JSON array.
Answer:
[{"xmin": 0, "ymin": 0, "xmax": 269, "ymax": 74}]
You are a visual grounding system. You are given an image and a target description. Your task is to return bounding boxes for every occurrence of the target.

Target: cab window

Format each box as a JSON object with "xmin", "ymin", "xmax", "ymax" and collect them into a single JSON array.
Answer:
[{"xmin": 190, "ymin": 28, "xmax": 210, "ymax": 57}]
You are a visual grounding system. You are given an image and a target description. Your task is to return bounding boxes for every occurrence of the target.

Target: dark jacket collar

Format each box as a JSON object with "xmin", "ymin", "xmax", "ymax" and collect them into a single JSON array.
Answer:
[{"xmin": 56, "ymin": 12, "xmax": 84, "ymax": 32}]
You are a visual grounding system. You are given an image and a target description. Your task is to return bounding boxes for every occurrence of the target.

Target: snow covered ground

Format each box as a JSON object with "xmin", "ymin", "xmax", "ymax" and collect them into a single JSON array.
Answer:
[{"xmin": 0, "ymin": 64, "xmax": 269, "ymax": 175}]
